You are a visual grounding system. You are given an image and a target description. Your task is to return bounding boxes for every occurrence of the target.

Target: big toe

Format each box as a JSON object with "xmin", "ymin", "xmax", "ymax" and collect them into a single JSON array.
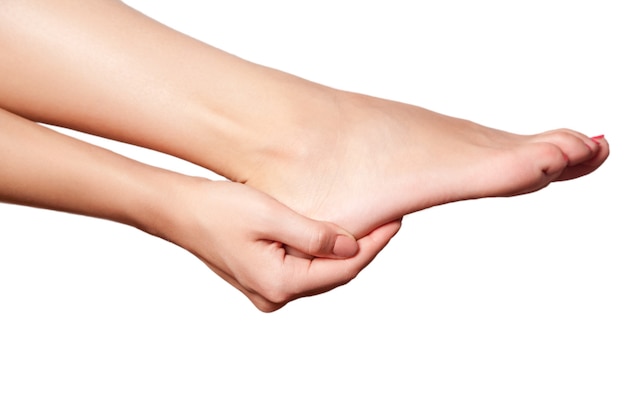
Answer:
[{"xmin": 531, "ymin": 129, "xmax": 609, "ymax": 181}]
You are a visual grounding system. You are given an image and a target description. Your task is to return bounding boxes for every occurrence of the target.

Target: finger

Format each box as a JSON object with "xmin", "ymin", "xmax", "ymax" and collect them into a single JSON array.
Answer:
[
  {"xmin": 282, "ymin": 219, "xmax": 403, "ymax": 298},
  {"xmin": 199, "ymin": 256, "xmax": 285, "ymax": 313},
  {"xmin": 261, "ymin": 201, "xmax": 359, "ymax": 259}
]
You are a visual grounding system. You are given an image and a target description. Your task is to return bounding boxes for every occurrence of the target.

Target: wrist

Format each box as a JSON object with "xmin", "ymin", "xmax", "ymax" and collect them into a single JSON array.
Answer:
[{"xmin": 125, "ymin": 168, "xmax": 199, "ymax": 245}]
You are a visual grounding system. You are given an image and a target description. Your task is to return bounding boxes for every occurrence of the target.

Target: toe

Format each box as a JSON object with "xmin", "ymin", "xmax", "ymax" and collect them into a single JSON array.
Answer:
[
  {"xmin": 531, "ymin": 129, "xmax": 609, "ymax": 181},
  {"xmin": 533, "ymin": 129, "xmax": 597, "ymax": 165},
  {"xmin": 557, "ymin": 136, "xmax": 609, "ymax": 181}
]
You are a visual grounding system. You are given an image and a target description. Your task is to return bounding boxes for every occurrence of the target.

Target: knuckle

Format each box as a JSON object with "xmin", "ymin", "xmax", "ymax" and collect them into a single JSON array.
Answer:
[
  {"xmin": 263, "ymin": 288, "xmax": 290, "ymax": 306},
  {"xmin": 254, "ymin": 272, "xmax": 291, "ymax": 306},
  {"xmin": 252, "ymin": 299, "xmax": 283, "ymax": 313},
  {"xmin": 342, "ymin": 263, "xmax": 360, "ymax": 283},
  {"xmin": 336, "ymin": 258, "xmax": 362, "ymax": 285},
  {"xmin": 307, "ymin": 226, "xmax": 332, "ymax": 255}
]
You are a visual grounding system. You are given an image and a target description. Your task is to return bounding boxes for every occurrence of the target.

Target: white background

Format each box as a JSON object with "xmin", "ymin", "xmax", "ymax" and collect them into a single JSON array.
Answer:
[{"xmin": 1, "ymin": 1, "xmax": 624, "ymax": 415}]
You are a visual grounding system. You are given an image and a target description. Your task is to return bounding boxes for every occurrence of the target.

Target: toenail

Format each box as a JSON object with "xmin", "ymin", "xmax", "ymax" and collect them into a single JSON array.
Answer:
[{"xmin": 590, "ymin": 134, "xmax": 605, "ymax": 143}]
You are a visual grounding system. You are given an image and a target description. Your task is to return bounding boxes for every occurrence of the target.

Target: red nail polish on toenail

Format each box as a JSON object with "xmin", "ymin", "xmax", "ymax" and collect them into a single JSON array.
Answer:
[{"xmin": 590, "ymin": 134, "xmax": 604, "ymax": 143}]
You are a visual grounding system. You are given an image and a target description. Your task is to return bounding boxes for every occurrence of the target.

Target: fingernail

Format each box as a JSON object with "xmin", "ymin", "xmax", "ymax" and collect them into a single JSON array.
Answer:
[
  {"xmin": 590, "ymin": 134, "xmax": 605, "ymax": 143},
  {"xmin": 333, "ymin": 235, "xmax": 358, "ymax": 258}
]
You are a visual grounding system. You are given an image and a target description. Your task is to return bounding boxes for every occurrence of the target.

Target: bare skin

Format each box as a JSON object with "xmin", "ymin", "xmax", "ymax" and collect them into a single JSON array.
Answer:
[
  {"xmin": 0, "ymin": 108, "xmax": 401, "ymax": 312},
  {"xmin": 0, "ymin": 0, "xmax": 609, "ymax": 241},
  {"xmin": 243, "ymin": 93, "xmax": 608, "ymax": 237}
]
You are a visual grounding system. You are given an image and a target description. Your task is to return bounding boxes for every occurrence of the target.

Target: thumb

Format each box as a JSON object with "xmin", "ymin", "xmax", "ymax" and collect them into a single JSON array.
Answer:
[{"xmin": 269, "ymin": 209, "xmax": 358, "ymax": 259}]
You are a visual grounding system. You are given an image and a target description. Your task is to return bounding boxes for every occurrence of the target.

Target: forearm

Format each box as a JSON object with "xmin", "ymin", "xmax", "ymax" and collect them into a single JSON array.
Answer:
[
  {"xmin": 0, "ymin": 107, "xmax": 179, "ymax": 238},
  {"xmin": 0, "ymin": 107, "xmax": 399, "ymax": 312},
  {"xmin": 0, "ymin": 0, "xmax": 328, "ymax": 181}
]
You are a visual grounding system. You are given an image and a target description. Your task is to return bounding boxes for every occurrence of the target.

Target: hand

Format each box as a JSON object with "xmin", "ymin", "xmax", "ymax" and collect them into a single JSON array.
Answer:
[
  {"xmin": 0, "ymin": 107, "xmax": 400, "ymax": 312},
  {"xmin": 159, "ymin": 179, "xmax": 402, "ymax": 312}
]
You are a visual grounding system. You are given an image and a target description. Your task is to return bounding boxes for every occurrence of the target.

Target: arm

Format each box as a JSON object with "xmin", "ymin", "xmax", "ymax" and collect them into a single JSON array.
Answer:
[{"xmin": 0, "ymin": 109, "xmax": 400, "ymax": 311}]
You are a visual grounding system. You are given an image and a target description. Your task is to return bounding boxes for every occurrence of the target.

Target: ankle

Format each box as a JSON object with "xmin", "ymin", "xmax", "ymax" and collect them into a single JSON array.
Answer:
[{"xmin": 235, "ymin": 82, "xmax": 346, "ymax": 181}]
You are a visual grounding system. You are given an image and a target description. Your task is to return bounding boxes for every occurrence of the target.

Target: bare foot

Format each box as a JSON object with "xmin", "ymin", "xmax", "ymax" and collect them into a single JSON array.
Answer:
[{"xmin": 241, "ymin": 89, "xmax": 609, "ymax": 238}]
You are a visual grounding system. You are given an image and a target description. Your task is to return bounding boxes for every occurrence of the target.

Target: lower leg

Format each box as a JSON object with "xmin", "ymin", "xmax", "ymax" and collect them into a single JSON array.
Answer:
[{"xmin": 0, "ymin": 0, "xmax": 338, "ymax": 183}]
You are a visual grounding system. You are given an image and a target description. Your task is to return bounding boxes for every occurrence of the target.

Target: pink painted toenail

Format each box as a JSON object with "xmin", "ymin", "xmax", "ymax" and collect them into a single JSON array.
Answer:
[{"xmin": 590, "ymin": 134, "xmax": 605, "ymax": 143}]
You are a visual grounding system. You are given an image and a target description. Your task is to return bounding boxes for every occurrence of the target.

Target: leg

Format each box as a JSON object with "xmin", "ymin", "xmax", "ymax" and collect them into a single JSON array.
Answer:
[
  {"xmin": 0, "ymin": 0, "xmax": 308, "ymax": 180},
  {"xmin": 0, "ymin": 1, "xmax": 609, "ymax": 238}
]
